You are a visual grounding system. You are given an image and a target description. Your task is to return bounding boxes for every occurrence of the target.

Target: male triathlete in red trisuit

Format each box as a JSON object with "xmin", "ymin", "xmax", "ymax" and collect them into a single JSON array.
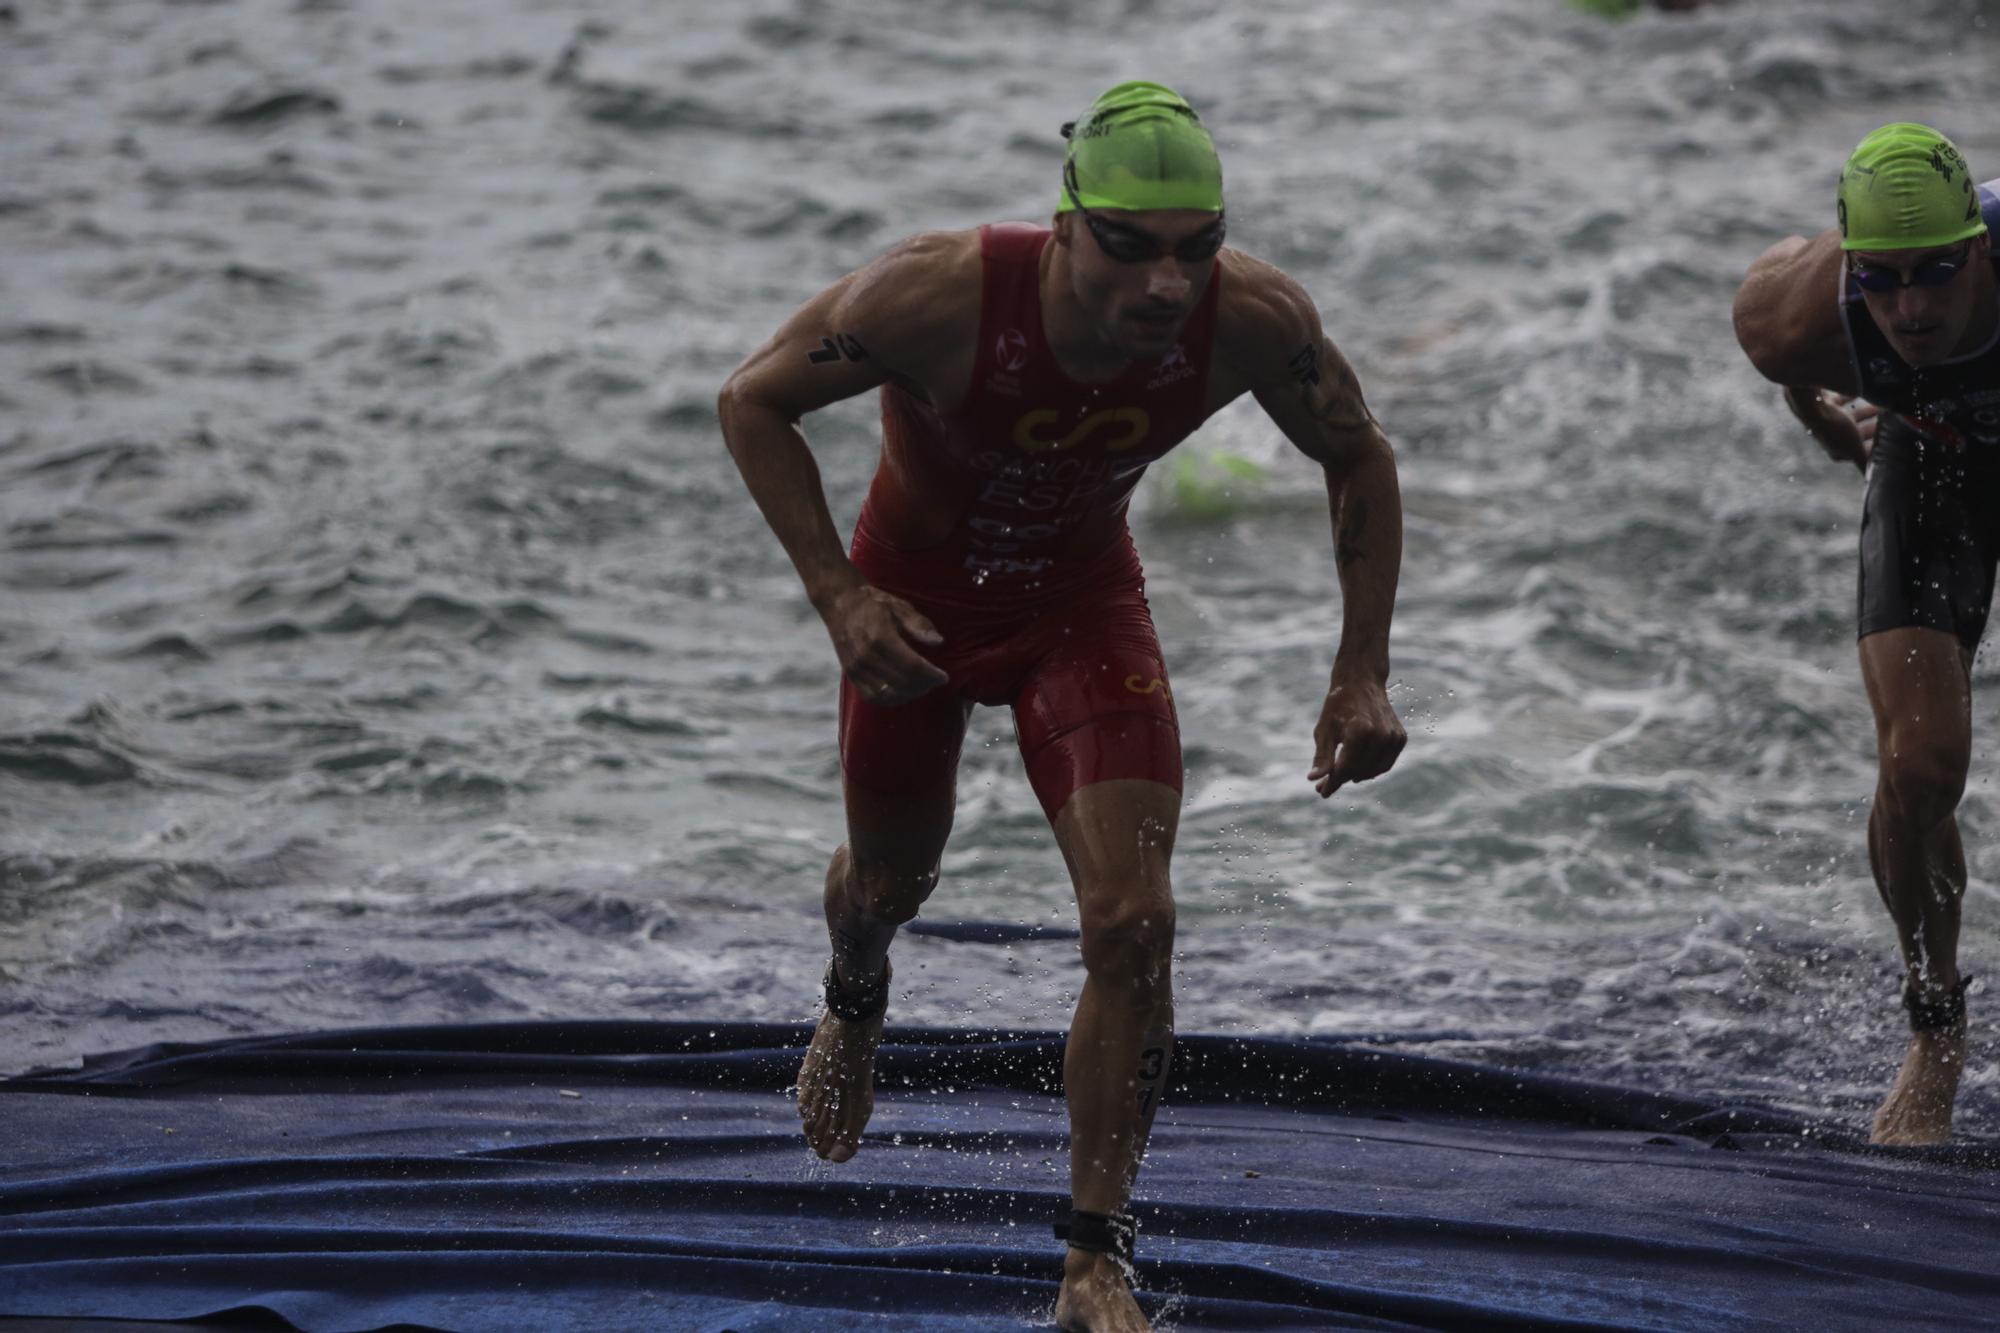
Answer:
[{"xmin": 719, "ymin": 82, "xmax": 1406, "ymax": 1331}]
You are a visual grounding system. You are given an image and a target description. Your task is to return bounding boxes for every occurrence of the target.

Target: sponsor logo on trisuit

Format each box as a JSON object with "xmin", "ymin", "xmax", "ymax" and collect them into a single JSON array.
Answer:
[
  {"xmin": 1147, "ymin": 343, "xmax": 1195, "ymax": 390},
  {"xmin": 995, "ymin": 328, "xmax": 1030, "ymax": 372},
  {"xmin": 1012, "ymin": 407, "xmax": 1152, "ymax": 454}
]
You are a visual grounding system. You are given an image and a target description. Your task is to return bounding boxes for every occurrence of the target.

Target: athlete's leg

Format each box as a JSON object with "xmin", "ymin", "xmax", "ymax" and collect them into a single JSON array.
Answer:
[
  {"xmin": 1055, "ymin": 780, "xmax": 1179, "ymax": 1214},
  {"xmin": 1852, "ymin": 425, "xmax": 1990, "ymax": 1145},
  {"xmin": 1860, "ymin": 626, "xmax": 1972, "ymax": 1146},
  {"xmin": 1050, "ymin": 778, "xmax": 1178, "ymax": 1333},
  {"xmin": 798, "ymin": 680, "xmax": 971, "ymax": 1163},
  {"xmin": 1011, "ymin": 583, "xmax": 1182, "ymax": 1333}
]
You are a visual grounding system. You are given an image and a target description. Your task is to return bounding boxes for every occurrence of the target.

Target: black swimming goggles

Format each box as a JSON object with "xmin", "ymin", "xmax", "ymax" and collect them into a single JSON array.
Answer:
[{"xmin": 1847, "ymin": 242, "xmax": 1976, "ymax": 293}]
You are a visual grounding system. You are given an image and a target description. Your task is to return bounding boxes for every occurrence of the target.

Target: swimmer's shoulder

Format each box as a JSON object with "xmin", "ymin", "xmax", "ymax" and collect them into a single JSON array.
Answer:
[
  {"xmin": 1734, "ymin": 228, "xmax": 1855, "ymax": 391},
  {"xmin": 836, "ymin": 229, "xmax": 983, "ymax": 357},
  {"xmin": 828, "ymin": 229, "xmax": 983, "ymax": 403},
  {"xmin": 1210, "ymin": 248, "xmax": 1344, "ymax": 399}
]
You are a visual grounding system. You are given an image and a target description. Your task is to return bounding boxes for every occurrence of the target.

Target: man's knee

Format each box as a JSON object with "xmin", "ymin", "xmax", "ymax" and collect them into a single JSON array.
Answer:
[
  {"xmin": 1878, "ymin": 742, "xmax": 1969, "ymax": 831},
  {"xmin": 839, "ymin": 850, "xmax": 938, "ymax": 924},
  {"xmin": 1078, "ymin": 890, "xmax": 1176, "ymax": 989}
]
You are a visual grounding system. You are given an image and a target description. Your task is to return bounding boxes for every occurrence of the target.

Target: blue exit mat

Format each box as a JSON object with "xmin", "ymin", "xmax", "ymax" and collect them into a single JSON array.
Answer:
[{"xmin": 3, "ymin": 1022, "xmax": 1997, "ymax": 1331}]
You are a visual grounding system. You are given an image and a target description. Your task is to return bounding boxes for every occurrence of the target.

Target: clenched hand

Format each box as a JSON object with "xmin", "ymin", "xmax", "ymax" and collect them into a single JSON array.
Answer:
[
  {"xmin": 1308, "ymin": 679, "xmax": 1406, "ymax": 798},
  {"xmin": 1783, "ymin": 386, "xmax": 1880, "ymax": 472}
]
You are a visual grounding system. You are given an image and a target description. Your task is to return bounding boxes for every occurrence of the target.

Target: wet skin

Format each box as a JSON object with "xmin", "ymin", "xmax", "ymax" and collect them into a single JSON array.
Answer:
[
  {"xmin": 725, "ymin": 198, "xmax": 1406, "ymax": 1329},
  {"xmin": 1734, "ymin": 222, "xmax": 1996, "ymax": 1144},
  {"xmin": 1848, "ymin": 234, "xmax": 1994, "ymax": 368}
]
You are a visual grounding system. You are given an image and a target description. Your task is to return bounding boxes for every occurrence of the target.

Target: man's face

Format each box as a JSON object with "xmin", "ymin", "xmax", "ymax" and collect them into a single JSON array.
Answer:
[
  {"xmin": 1851, "ymin": 233, "xmax": 1992, "ymax": 367},
  {"xmin": 1058, "ymin": 207, "xmax": 1225, "ymax": 359}
]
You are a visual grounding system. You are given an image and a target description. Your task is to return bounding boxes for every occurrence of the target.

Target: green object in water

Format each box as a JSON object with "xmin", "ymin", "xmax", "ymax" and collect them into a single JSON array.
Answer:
[
  {"xmin": 1569, "ymin": 0, "xmax": 1643, "ymax": 17},
  {"xmin": 1169, "ymin": 449, "xmax": 1268, "ymax": 517}
]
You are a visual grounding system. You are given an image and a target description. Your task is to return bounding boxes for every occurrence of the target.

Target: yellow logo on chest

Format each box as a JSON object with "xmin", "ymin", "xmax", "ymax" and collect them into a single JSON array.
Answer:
[{"xmin": 1012, "ymin": 406, "xmax": 1152, "ymax": 454}]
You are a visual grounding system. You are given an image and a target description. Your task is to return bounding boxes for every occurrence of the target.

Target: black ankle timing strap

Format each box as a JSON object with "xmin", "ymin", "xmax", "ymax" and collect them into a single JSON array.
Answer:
[
  {"xmin": 1903, "ymin": 975, "xmax": 1973, "ymax": 1032},
  {"xmin": 1055, "ymin": 1209, "xmax": 1137, "ymax": 1279},
  {"xmin": 822, "ymin": 958, "xmax": 889, "ymax": 1023}
]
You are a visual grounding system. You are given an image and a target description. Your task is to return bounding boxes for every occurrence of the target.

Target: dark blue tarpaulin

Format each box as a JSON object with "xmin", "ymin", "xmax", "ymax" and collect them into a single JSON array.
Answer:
[{"xmin": 3, "ymin": 1022, "xmax": 1997, "ymax": 1331}]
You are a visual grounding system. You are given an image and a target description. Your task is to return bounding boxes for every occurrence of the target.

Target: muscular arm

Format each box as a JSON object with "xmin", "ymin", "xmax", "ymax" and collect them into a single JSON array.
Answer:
[
  {"xmin": 1234, "ymin": 263, "xmax": 1402, "ymax": 686},
  {"xmin": 718, "ymin": 232, "xmax": 959, "ymax": 610},
  {"xmin": 1224, "ymin": 256, "xmax": 1407, "ymax": 794},
  {"xmin": 716, "ymin": 232, "xmax": 974, "ymax": 699},
  {"xmin": 1733, "ymin": 228, "xmax": 1873, "ymax": 468}
]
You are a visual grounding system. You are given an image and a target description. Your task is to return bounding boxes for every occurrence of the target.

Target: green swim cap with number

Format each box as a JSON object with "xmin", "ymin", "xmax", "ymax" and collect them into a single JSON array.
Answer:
[
  {"xmin": 1058, "ymin": 80, "xmax": 1224, "ymax": 215},
  {"xmin": 1837, "ymin": 123, "xmax": 1987, "ymax": 252}
]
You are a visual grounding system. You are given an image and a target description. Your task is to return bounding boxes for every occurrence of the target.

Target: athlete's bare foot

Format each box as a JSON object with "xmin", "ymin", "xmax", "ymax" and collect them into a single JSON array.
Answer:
[
  {"xmin": 796, "ymin": 1001, "xmax": 884, "ymax": 1163},
  {"xmin": 1055, "ymin": 1249, "xmax": 1149, "ymax": 1332},
  {"xmin": 1871, "ymin": 1022, "xmax": 1966, "ymax": 1146}
]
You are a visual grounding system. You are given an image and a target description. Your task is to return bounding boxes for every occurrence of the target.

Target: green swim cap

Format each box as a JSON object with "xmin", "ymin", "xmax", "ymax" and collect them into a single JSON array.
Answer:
[
  {"xmin": 1058, "ymin": 80, "xmax": 1224, "ymax": 215},
  {"xmin": 1837, "ymin": 123, "xmax": 1987, "ymax": 252}
]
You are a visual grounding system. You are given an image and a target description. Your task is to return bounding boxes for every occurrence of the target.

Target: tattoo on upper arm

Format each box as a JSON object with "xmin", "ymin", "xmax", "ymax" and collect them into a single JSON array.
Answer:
[
  {"xmin": 807, "ymin": 333, "xmax": 868, "ymax": 366},
  {"xmin": 1336, "ymin": 498, "xmax": 1370, "ymax": 568},
  {"xmin": 1314, "ymin": 367, "xmax": 1371, "ymax": 431},
  {"xmin": 1288, "ymin": 340, "xmax": 1373, "ymax": 432},
  {"xmin": 1288, "ymin": 344, "xmax": 1322, "ymax": 388}
]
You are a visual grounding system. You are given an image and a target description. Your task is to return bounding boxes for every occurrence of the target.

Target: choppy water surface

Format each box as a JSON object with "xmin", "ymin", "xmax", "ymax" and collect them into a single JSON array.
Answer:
[{"xmin": 2, "ymin": 0, "xmax": 1997, "ymax": 1134}]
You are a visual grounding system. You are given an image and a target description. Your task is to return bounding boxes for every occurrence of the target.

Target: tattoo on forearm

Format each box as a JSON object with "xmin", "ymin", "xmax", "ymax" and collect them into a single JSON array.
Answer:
[
  {"xmin": 1336, "ymin": 498, "xmax": 1371, "ymax": 568},
  {"xmin": 807, "ymin": 333, "xmax": 868, "ymax": 366}
]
